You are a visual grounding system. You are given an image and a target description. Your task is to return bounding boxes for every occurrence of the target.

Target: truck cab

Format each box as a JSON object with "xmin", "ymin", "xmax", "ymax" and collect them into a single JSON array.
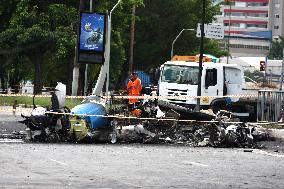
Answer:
[{"xmin": 158, "ymin": 56, "xmax": 245, "ymax": 110}]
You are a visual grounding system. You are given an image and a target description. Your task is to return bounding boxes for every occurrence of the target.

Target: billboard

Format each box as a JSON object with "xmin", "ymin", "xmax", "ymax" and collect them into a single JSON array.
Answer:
[{"xmin": 77, "ymin": 12, "xmax": 106, "ymax": 64}]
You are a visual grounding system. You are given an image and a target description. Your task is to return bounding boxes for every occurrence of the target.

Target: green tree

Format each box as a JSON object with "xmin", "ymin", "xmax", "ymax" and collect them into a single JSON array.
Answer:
[
  {"xmin": 133, "ymin": 0, "xmax": 223, "ymax": 71},
  {"xmin": 0, "ymin": 0, "xmax": 20, "ymax": 91},
  {"xmin": 0, "ymin": 0, "xmax": 226, "ymax": 93},
  {"xmin": 0, "ymin": 0, "xmax": 77, "ymax": 94},
  {"xmin": 244, "ymin": 70, "xmax": 264, "ymax": 83},
  {"xmin": 268, "ymin": 36, "xmax": 284, "ymax": 60},
  {"xmin": 0, "ymin": 0, "xmax": 144, "ymax": 93}
]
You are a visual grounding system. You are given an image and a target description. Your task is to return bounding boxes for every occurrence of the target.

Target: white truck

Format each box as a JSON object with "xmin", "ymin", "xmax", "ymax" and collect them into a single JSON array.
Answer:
[{"xmin": 157, "ymin": 56, "xmax": 253, "ymax": 115}]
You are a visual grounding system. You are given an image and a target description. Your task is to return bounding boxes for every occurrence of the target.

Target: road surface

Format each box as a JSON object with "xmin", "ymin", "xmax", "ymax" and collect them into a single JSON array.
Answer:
[
  {"xmin": 1, "ymin": 110, "xmax": 284, "ymax": 188},
  {"xmin": 0, "ymin": 143, "xmax": 284, "ymax": 189}
]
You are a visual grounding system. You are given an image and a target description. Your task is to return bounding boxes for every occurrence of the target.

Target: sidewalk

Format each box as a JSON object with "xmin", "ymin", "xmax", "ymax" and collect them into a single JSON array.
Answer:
[{"xmin": 0, "ymin": 106, "xmax": 33, "ymax": 118}]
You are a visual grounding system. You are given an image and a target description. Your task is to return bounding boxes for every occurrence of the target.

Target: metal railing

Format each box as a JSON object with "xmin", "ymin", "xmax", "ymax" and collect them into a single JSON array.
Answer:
[{"xmin": 258, "ymin": 90, "xmax": 284, "ymax": 122}]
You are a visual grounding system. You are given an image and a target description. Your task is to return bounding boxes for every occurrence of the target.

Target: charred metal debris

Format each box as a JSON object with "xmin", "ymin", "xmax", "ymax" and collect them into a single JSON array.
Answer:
[
  {"xmin": 11, "ymin": 88, "xmax": 268, "ymax": 147},
  {"xmin": 9, "ymin": 101, "xmax": 268, "ymax": 147},
  {"xmin": 113, "ymin": 110, "xmax": 268, "ymax": 148}
]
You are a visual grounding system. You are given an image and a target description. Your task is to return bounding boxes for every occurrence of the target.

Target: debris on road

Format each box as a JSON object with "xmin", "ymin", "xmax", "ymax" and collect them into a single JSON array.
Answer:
[
  {"xmin": 114, "ymin": 110, "xmax": 264, "ymax": 148},
  {"xmin": 0, "ymin": 107, "xmax": 282, "ymax": 151},
  {"xmin": 0, "ymin": 83, "xmax": 280, "ymax": 149}
]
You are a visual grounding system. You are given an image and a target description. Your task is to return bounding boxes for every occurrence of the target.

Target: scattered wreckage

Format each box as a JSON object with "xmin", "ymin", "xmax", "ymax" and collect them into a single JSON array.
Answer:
[
  {"xmin": 20, "ymin": 83, "xmax": 71, "ymax": 142},
  {"xmin": 115, "ymin": 109, "xmax": 262, "ymax": 148},
  {"xmin": 17, "ymin": 84, "xmax": 268, "ymax": 148}
]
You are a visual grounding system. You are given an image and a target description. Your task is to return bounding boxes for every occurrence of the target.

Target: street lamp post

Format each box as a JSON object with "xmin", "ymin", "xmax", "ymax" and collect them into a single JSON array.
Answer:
[
  {"xmin": 171, "ymin": 29, "xmax": 195, "ymax": 58},
  {"xmin": 226, "ymin": 0, "xmax": 232, "ymax": 64},
  {"xmin": 105, "ymin": 0, "xmax": 122, "ymax": 102}
]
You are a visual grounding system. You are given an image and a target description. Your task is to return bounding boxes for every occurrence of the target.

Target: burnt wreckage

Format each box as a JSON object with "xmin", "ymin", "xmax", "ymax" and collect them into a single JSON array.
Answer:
[
  {"xmin": 18, "ymin": 88, "xmax": 266, "ymax": 147},
  {"xmin": 112, "ymin": 100, "xmax": 260, "ymax": 147}
]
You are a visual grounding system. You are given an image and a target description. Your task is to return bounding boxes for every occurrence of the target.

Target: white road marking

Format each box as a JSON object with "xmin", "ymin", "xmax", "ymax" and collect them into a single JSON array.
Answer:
[
  {"xmin": 49, "ymin": 158, "xmax": 68, "ymax": 166},
  {"xmin": 253, "ymin": 150, "xmax": 284, "ymax": 158},
  {"xmin": 182, "ymin": 161, "xmax": 209, "ymax": 167}
]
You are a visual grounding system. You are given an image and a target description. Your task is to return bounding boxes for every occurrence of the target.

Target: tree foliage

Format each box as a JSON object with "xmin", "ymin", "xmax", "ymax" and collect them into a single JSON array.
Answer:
[
  {"xmin": 133, "ymin": 0, "xmax": 224, "ymax": 71},
  {"xmin": 268, "ymin": 36, "xmax": 284, "ymax": 60},
  {"xmin": 0, "ymin": 0, "xmax": 20, "ymax": 91},
  {"xmin": 0, "ymin": 0, "xmax": 77, "ymax": 93},
  {"xmin": 0, "ymin": 0, "xmax": 225, "ymax": 93},
  {"xmin": 244, "ymin": 70, "xmax": 264, "ymax": 83}
]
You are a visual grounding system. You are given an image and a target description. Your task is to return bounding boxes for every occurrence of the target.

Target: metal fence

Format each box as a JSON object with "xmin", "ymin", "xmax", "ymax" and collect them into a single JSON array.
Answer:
[{"xmin": 258, "ymin": 90, "xmax": 284, "ymax": 122}]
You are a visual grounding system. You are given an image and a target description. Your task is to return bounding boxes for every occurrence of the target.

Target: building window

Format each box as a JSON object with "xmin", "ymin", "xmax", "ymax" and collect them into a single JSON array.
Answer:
[
  {"xmin": 247, "ymin": 13, "xmax": 268, "ymax": 18},
  {"xmin": 234, "ymin": 2, "xmax": 246, "ymax": 7},
  {"xmin": 273, "ymin": 36, "xmax": 279, "ymax": 41},
  {"xmin": 224, "ymin": 23, "xmax": 241, "ymax": 28},
  {"xmin": 229, "ymin": 44, "xmax": 269, "ymax": 50},
  {"xmin": 274, "ymin": 14, "xmax": 280, "ymax": 18},
  {"xmin": 275, "ymin": 3, "xmax": 280, "ymax": 8},
  {"xmin": 247, "ymin": 2, "xmax": 268, "ymax": 7},
  {"xmin": 225, "ymin": 12, "xmax": 245, "ymax": 17},
  {"xmin": 247, "ymin": 24, "xmax": 267, "ymax": 29},
  {"xmin": 274, "ymin": 25, "xmax": 279, "ymax": 29}
]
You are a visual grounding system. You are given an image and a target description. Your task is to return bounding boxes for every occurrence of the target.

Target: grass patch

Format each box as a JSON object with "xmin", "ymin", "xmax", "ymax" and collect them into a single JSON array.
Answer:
[
  {"xmin": 0, "ymin": 96, "xmax": 83, "ymax": 109},
  {"xmin": 259, "ymin": 123, "xmax": 284, "ymax": 129}
]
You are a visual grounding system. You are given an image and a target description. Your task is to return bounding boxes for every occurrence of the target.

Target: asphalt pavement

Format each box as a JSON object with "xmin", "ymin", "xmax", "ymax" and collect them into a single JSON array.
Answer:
[
  {"xmin": 0, "ymin": 110, "xmax": 284, "ymax": 188},
  {"xmin": 0, "ymin": 143, "xmax": 284, "ymax": 189}
]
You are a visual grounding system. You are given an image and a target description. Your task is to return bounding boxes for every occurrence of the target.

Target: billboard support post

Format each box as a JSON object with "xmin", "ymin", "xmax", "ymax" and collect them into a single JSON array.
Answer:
[{"xmin": 84, "ymin": 0, "xmax": 94, "ymax": 96}]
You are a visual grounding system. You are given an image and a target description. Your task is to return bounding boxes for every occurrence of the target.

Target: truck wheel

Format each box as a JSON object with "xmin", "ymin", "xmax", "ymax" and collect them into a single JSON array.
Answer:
[{"xmin": 211, "ymin": 100, "xmax": 226, "ymax": 113}]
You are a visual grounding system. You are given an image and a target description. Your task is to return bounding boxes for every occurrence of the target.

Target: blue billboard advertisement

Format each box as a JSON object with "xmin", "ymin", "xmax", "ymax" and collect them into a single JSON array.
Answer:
[{"xmin": 78, "ymin": 12, "xmax": 106, "ymax": 64}]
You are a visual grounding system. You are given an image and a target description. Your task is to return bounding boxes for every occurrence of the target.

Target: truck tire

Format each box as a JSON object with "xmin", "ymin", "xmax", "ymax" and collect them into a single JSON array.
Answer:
[{"xmin": 210, "ymin": 99, "xmax": 227, "ymax": 113}]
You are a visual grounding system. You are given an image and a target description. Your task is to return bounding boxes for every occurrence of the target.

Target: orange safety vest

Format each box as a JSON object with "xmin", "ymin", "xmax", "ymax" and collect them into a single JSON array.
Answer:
[{"xmin": 127, "ymin": 78, "xmax": 142, "ymax": 104}]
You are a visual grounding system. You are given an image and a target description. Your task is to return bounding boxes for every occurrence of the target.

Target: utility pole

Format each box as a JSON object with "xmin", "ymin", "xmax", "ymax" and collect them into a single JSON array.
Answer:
[
  {"xmin": 280, "ymin": 48, "xmax": 284, "ymax": 91},
  {"xmin": 196, "ymin": 0, "xmax": 206, "ymax": 112},
  {"xmin": 72, "ymin": 0, "xmax": 85, "ymax": 96},
  {"xmin": 83, "ymin": 0, "xmax": 93, "ymax": 96},
  {"xmin": 226, "ymin": 0, "xmax": 231, "ymax": 64},
  {"xmin": 129, "ymin": 5, "xmax": 136, "ymax": 75},
  {"xmin": 7, "ymin": 71, "xmax": 9, "ymax": 91}
]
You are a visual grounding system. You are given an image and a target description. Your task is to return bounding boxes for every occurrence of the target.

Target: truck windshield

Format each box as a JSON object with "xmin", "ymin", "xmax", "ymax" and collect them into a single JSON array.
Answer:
[{"xmin": 161, "ymin": 65, "xmax": 199, "ymax": 85}]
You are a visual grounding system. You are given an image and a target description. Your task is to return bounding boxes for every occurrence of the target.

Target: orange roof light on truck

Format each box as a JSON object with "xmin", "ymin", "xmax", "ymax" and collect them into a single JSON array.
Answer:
[{"xmin": 171, "ymin": 55, "xmax": 212, "ymax": 62}]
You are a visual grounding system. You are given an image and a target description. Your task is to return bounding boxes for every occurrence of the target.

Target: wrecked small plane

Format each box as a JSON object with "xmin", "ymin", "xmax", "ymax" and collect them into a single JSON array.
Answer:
[
  {"xmin": 20, "ymin": 83, "xmax": 115, "ymax": 143},
  {"xmin": 19, "ymin": 82, "xmax": 263, "ymax": 148},
  {"xmin": 21, "ymin": 83, "xmax": 71, "ymax": 142},
  {"xmin": 69, "ymin": 96, "xmax": 115, "ymax": 143}
]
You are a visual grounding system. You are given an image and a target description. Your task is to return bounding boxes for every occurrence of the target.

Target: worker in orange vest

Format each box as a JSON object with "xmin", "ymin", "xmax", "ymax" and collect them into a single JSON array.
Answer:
[{"xmin": 127, "ymin": 72, "xmax": 142, "ymax": 105}]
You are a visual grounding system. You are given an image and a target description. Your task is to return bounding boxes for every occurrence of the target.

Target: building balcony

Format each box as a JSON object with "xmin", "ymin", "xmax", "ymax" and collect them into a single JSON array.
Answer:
[
  {"xmin": 223, "ymin": 16, "xmax": 269, "ymax": 22},
  {"xmin": 221, "ymin": 5, "xmax": 269, "ymax": 11}
]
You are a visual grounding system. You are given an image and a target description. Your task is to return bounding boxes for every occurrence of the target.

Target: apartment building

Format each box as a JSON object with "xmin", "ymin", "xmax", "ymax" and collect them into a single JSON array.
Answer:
[
  {"xmin": 215, "ymin": 0, "xmax": 284, "ymax": 57},
  {"xmin": 269, "ymin": 0, "xmax": 284, "ymax": 41}
]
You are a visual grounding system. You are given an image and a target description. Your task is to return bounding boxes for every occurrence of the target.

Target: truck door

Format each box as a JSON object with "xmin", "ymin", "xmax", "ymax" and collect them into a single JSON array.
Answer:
[
  {"xmin": 202, "ymin": 67, "xmax": 223, "ymax": 105},
  {"xmin": 224, "ymin": 67, "xmax": 243, "ymax": 102}
]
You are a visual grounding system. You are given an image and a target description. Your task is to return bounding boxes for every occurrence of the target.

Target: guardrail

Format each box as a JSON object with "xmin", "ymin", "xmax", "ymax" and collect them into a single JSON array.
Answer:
[{"xmin": 258, "ymin": 90, "xmax": 284, "ymax": 122}]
